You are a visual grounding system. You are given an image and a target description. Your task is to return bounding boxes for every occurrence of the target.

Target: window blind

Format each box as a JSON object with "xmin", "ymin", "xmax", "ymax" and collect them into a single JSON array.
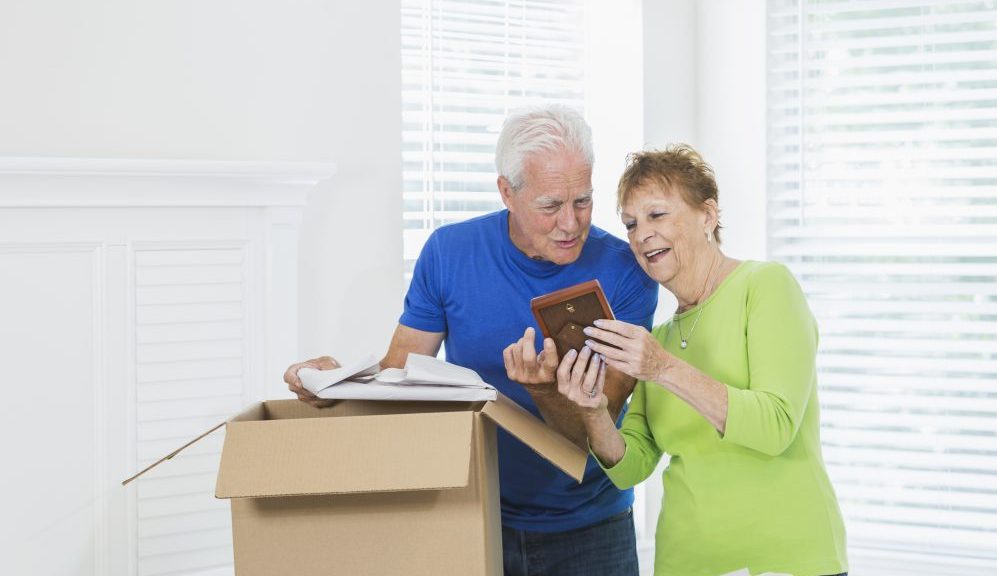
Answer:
[
  {"xmin": 401, "ymin": 0, "xmax": 587, "ymax": 276},
  {"xmin": 767, "ymin": 0, "xmax": 997, "ymax": 569}
]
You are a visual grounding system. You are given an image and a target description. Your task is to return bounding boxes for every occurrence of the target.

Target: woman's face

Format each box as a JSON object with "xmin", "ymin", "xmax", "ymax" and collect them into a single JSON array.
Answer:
[{"xmin": 620, "ymin": 184, "xmax": 713, "ymax": 286}]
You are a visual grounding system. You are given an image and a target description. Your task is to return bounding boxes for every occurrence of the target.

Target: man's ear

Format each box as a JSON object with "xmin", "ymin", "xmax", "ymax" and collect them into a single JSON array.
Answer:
[{"xmin": 498, "ymin": 176, "xmax": 515, "ymax": 210}]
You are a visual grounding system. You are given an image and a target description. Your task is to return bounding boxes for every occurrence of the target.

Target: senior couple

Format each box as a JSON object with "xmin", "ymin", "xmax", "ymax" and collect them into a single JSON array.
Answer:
[{"xmin": 286, "ymin": 106, "xmax": 848, "ymax": 576}]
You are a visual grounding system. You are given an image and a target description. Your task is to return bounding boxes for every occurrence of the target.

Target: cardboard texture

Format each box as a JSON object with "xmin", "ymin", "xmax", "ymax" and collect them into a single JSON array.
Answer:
[
  {"xmin": 216, "ymin": 412, "xmax": 474, "ymax": 497},
  {"xmin": 125, "ymin": 394, "xmax": 587, "ymax": 576},
  {"xmin": 479, "ymin": 393, "xmax": 587, "ymax": 481}
]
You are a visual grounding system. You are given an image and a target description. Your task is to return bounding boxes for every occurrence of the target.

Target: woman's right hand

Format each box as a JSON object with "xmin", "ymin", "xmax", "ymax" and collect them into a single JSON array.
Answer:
[
  {"xmin": 556, "ymin": 345, "xmax": 608, "ymax": 415},
  {"xmin": 582, "ymin": 319, "xmax": 673, "ymax": 383},
  {"xmin": 284, "ymin": 355, "xmax": 340, "ymax": 408}
]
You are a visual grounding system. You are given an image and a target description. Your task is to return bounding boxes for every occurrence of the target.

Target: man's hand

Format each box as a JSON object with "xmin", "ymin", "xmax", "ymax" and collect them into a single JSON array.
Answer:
[
  {"xmin": 502, "ymin": 327, "xmax": 558, "ymax": 391},
  {"xmin": 284, "ymin": 355, "xmax": 340, "ymax": 408}
]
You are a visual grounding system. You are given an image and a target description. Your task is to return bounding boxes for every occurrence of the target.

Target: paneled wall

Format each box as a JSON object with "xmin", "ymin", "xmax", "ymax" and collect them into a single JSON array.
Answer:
[{"xmin": 0, "ymin": 158, "xmax": 334, "ymax": 575}]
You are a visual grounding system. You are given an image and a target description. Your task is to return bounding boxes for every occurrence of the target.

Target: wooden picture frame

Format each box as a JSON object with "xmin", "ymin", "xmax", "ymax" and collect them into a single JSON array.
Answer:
[{"xmin": 530, "ymin": 279, "xmax": 616, "ymax": 360}]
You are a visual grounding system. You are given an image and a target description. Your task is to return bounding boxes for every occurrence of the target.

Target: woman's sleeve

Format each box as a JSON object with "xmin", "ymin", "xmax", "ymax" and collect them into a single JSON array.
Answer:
[
  {"xmin": 722, "ymin": 262, "xmax": 819, "ymax": 456},
  {"xmin": 596, "ymin": 380, "xmax": 664, "ymax": 489}
]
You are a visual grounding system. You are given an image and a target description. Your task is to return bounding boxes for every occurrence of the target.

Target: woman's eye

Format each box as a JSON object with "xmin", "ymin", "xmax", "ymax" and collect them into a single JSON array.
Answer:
[
  {"xmin": 623, "ymin": 221, "xmax": 636, "ymax": 231},
  {"xmin": 650, "ymin": 212, "xmax": 666, "ymax": 220}
]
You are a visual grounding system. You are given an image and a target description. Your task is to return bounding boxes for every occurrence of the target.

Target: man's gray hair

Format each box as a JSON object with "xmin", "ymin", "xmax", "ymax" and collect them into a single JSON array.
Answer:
[{"xmin": 495, "ymin": 104, "xmax": 594, "ymax": 191}]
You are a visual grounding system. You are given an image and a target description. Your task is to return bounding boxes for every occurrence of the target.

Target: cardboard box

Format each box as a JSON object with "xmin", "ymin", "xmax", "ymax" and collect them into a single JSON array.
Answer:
[{"xmin": 125, "ymin": 394, "xmax": 587, "ymax": 576}]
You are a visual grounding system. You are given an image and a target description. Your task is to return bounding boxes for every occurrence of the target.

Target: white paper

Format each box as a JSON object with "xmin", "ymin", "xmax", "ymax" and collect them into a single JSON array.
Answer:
[
  {"xmin": 298, "ymin": 353, "xmax": 496, "ymax": 402},
  {"xmin": 297, "ymin": 353, "xmax": 380, "ymax": 395},
  {"xmin": 315, "ymin": 380, "xmax": 496, "ymax": 402},
  {"xmin": 380, "ymin": 353, "xmax": 489, "ymax": 388}
]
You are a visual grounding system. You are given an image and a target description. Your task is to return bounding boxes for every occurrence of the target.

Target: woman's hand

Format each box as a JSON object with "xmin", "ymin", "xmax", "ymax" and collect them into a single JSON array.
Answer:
[
  {"xmin": 556, "ymin": 344, "xmax": 628, "ymax": 467},
  {"xmin": 582, "ymin": 319, "xmax": 673, "ymax": 383},
  {"xmin": 555, "ymin": 345, "xmax": 608, "ymax": 413}
]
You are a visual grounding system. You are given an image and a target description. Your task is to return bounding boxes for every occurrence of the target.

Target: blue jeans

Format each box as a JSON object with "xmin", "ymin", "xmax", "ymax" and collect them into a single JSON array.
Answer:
[{"xmin": 501, "ymin": 508, "xmax": 639, "ymax": 576}]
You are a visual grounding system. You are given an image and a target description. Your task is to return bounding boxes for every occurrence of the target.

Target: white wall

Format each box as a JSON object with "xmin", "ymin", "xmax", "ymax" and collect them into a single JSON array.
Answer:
[
  {"xmin": 643, "ymin": 0, "xmax": 766, "ymax": 264},
  {"xmin": 643, "ymin": 0, "xmax": 699, "ymax": 148},
  {"xmin": 0, "ymin": 0, "xmax": 404, "ymax": 368},
  {"xmin": 695, "ymin": 0, "xmax": 767, "ymax": 262},
  {"xmin": 585, "ymin": 0, "xmax": 645, "ymax": 238}
]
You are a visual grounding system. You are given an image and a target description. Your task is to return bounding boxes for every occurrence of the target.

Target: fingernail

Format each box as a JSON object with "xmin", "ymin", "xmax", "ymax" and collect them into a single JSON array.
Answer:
[
  {"xmin": 583, "ymin": 327, "xmax": 594, "ymax": 335},
  {"xmin": 568, "ymin": 349, "xmax": 577, "ymax": 357},
  {"xmin": 593, "ymin": 319, "xmax": 604, "ymax": 328},
  {"xmin": 585, "ymin": 339, "xmax": 594, "ymax": 348}
]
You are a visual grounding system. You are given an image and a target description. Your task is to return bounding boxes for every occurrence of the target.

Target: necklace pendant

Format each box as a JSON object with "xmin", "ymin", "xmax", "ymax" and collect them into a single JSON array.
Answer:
[{"xmin": 680, "ymin": 339, "xmax": 688, "ymax": 349}]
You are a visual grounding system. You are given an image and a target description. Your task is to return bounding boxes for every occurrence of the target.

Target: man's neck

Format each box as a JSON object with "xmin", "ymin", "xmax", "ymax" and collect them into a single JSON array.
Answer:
[{"xmin": 507, "ymin": 214, "xmax": 544, "ymax": 260}]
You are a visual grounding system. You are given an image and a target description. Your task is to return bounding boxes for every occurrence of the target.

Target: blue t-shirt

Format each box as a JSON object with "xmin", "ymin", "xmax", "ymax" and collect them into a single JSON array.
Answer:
[{"xmin": 400, "ymin": 210, "xmax": 658, "ymax": 532}]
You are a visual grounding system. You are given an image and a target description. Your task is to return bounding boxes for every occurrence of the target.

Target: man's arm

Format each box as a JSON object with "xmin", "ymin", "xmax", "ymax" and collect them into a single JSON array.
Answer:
[
  {"xmin": 285, "ymin": 324, "xmax": 444, "ymax": 407},
  {"xmin": 504, "ymin": 327, "xmax": 634, "ymax": 448},
  {"xmin": 379, "ymin": 324, "xmax": 445, "ymax": 368}
]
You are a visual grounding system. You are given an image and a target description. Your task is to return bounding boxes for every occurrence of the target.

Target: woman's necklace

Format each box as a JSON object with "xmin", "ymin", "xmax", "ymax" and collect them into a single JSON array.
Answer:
[
  {"xmin": 670, "ymin": 255, "xmax": 723, "ymax": 351},
  {"xmin": 675, "ymin": 308, "xmax": 704, "ymax": 349}
]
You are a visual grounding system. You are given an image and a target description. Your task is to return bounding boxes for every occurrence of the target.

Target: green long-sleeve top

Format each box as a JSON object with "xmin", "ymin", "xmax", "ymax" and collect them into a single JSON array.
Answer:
[{"xmin": 601, "ymin": 261, "xmax": 848, "ymax": 576}]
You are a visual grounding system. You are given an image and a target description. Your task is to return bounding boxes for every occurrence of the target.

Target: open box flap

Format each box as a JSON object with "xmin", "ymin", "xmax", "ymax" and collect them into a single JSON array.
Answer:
[
  {"xmin": 121, "ymin": 402, "xmax": 265, "ymax": 486},
  {"xmin": 480, "ymin": 392, "xmax": 587, "ymax": 482},
  {"xmin": 215, "ymin": 410, "xmax": 474, "ymax": 498}
]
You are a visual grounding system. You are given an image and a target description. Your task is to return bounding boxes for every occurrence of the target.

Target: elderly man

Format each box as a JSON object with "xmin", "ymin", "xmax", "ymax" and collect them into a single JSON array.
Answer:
[{"xmin": 285, "ymin": 105, "xmax": 657, "ymax": 576}]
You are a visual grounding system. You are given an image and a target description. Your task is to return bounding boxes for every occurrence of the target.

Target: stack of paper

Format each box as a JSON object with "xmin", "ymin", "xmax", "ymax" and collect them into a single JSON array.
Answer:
[{"xmin": 298, "ymin": 353, "xmax": 497, "ymax": 402}]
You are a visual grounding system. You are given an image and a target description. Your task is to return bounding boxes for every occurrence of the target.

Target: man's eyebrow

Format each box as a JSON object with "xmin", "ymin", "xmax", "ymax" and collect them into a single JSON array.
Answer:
[{"xmin": 534, "ymin": 196, "xmax": 562, "ymax": 205}]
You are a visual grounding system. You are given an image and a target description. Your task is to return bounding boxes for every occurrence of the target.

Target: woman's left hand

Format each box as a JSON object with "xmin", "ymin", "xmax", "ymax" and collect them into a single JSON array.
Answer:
[
  {"xmin": 582, "ymin": 319, "xmax": 673, "ymax": 383},
  {"xmin": 555, "ymin": 346, "xmax": 608, "ymax": 413}
]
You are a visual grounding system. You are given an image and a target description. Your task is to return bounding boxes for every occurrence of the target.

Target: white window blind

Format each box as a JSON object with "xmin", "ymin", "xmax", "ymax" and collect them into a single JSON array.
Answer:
[
  {"xmin": 401, "ymin": 0, "xmax": 587, "ymax": 276},
  {"xmin": 767, "ymin": 0, "xmax": 997, "ymax": 570}
]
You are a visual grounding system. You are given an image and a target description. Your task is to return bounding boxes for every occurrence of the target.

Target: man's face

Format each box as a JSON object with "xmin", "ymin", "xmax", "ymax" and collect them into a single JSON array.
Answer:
[{"xmin": 499, "ymin": 148, "xmax": 593, "ymax": 265}]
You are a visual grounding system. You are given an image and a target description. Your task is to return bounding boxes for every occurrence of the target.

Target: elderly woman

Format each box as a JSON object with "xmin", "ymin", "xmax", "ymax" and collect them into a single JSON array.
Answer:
[{"xmin": 558, "ymin": 145, "xmax": 848, "ymax": 576}]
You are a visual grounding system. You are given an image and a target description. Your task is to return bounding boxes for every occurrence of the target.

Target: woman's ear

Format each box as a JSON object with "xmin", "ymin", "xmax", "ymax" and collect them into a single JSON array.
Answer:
[{"xmin": 702, "ymin": 199, "xmax": 720, "ymax": 236}]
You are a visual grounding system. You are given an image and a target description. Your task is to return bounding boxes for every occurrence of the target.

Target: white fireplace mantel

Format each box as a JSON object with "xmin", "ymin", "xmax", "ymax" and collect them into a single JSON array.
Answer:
[
  {"xmin": 0, "ymin": 157, "xmax": 336, "ymax": 207},
  {"xmin": 0, "ymin": 157, "xmax": 335, "ymax": 576}
]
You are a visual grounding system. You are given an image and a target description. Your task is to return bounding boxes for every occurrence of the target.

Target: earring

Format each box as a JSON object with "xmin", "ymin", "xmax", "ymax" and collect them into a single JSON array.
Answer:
[{"xmin": 705, "ymin": 231, "xmax": 712, "ymax": 244}]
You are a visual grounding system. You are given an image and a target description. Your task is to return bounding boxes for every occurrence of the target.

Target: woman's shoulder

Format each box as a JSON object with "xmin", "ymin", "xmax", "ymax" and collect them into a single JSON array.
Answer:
[
  {"xmin": 741, "ymin": 259, "xmax": 788, "ymax": 276},
  {"xmin": 741, "ymin": 260, "xmax": 799, "ymax": 289},
  {"xmin": 703, "ymin": 260, "xmax": 798, "ymax": 304},
  {"xmin": 740, "ymin": 260, "xmax": 810, "ymax": 313}
]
